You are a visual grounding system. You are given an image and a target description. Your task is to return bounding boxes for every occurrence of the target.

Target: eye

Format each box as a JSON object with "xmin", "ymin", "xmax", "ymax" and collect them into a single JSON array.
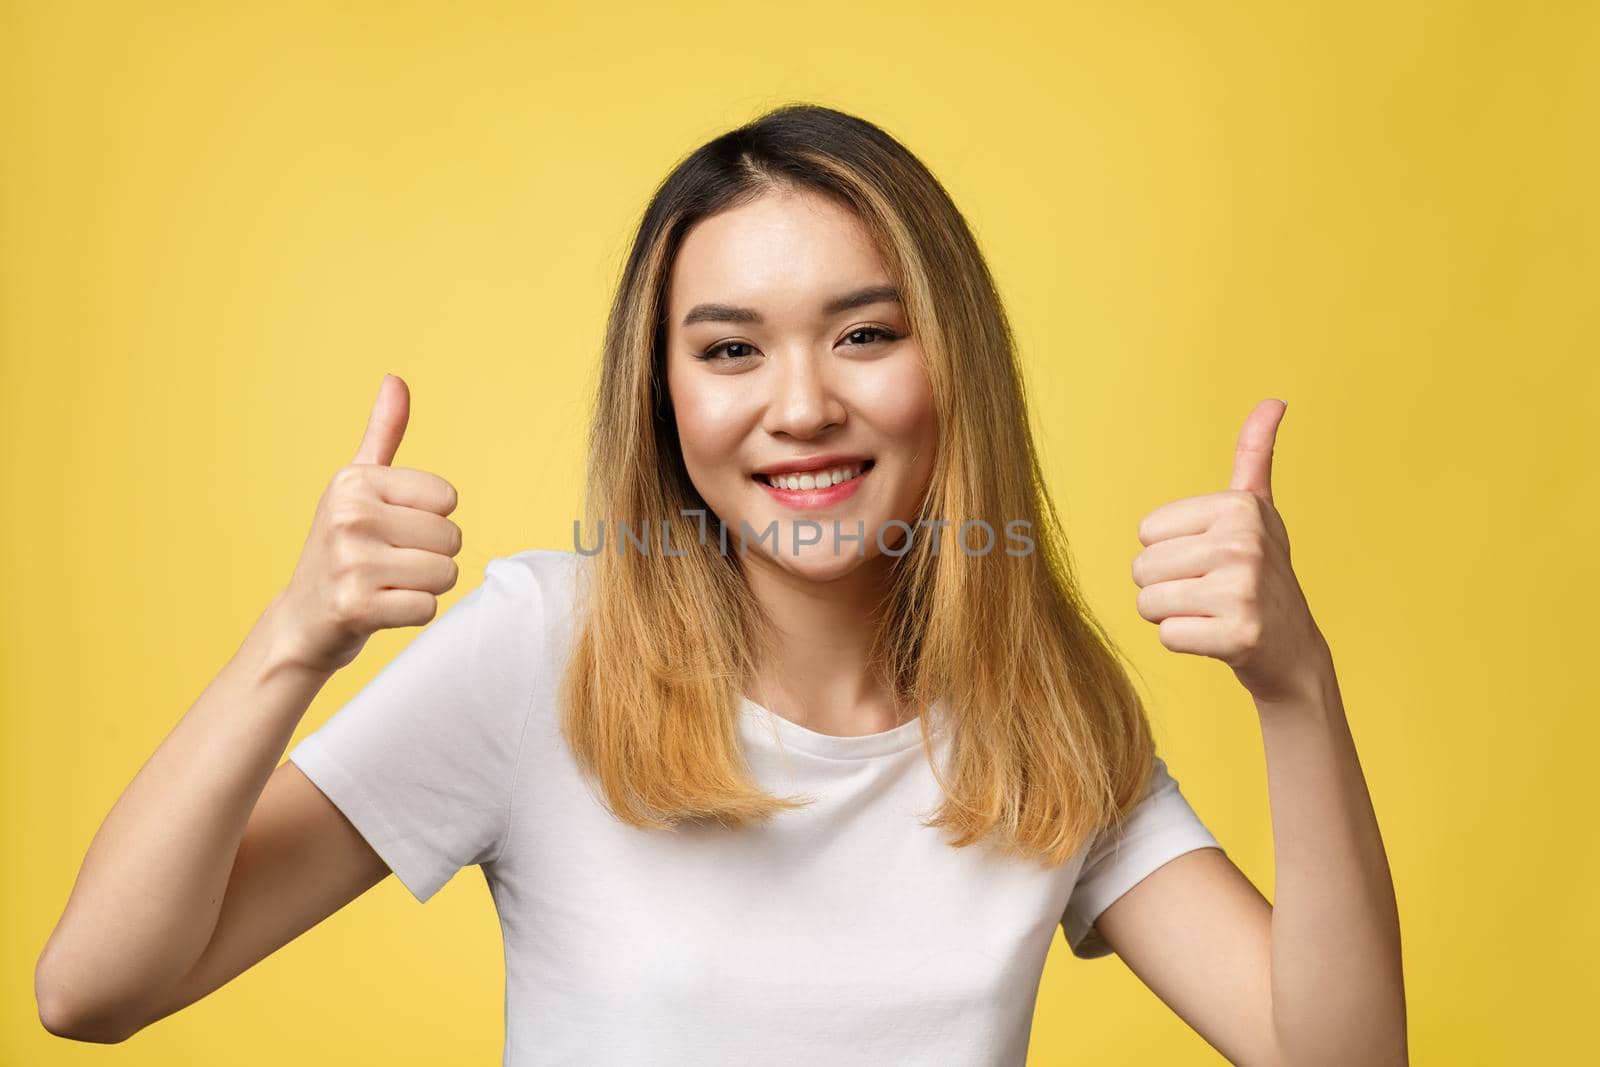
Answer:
[
  {"xmin": 841, "ymin": 326, "xmax": 902, "ymax": 347},
  {"xmin": 694, "ymin": 340, "xmax": 759, "ymax": 362},
  {"xmin": 691, "ymin": 326, "xmax": 904, "ymax": 363}
]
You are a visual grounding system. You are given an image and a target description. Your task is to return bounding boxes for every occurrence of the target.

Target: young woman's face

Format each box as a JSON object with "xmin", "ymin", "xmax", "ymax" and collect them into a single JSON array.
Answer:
[{"xmin": 664, "ymin": 187, "xmax": 937, "ymax": 583}]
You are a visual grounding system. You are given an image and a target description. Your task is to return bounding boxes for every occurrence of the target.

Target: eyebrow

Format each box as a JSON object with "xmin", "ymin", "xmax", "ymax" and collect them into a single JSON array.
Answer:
[{"xmin": 679, "ymin": 284, "xmax": 902, "ymax": 327}]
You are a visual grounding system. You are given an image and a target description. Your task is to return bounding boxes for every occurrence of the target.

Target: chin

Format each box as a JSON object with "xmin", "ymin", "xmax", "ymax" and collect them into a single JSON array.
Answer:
[{"xmin": 766, "ymin": 543, "xmax": 877, "ymax": 583}]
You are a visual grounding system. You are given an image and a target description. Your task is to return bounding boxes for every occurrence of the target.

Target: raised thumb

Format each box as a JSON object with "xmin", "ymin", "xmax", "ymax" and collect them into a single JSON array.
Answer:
[
  {"xmin": 1227, "ymin": 397, "xmax": 1286, "ymax": 503},
  {"xmin": 352, "ymin": 373, "xmax": 410, "ymax": 466}
]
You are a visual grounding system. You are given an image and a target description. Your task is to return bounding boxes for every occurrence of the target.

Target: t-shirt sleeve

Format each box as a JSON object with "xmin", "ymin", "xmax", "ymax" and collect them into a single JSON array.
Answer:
[
  {"xmin": 286, "ymin": 555, "xmax": 543, "ymax": 903},
  {"xmin": 1061, "ymin": 754, "xmax": 1223, "ymax": 959}
]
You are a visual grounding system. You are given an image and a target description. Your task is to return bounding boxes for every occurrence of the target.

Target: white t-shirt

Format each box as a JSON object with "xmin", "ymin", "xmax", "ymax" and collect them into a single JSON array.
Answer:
[{"xmin": 287, "ymin": 548, "xmax": 1224, "ymax": 1065}]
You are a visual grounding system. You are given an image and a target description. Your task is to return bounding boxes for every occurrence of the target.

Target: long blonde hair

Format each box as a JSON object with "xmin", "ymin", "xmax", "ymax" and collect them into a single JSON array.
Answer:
[{"xmin": 559, "ymin": 103, "xmax": 1157, "ymax": 866}]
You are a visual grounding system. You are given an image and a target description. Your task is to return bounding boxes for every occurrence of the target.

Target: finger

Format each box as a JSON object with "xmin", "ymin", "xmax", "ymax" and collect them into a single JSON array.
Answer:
[
  {"xmin": 1135, "ymin": 576, "xmax": 1215, "ymax": 623},
  {"xmin": 366, "ymin": 587, "xmax": 441, "ymax": 629},
  {"xmin": 366, "ymin": 466, "xmax": 459, "ymax": 516},
  {"xmin": 1228, "ymin": 398, "xmax": 1286, "ymax": 504},
  {"xmin": 370, "ymin": 546, "xmax": 460, "ymax": 595},
  {"xmin": 374, "ymin": 503, "xmax": 463, "ymax": 556},
  {"xmin": 353, "ymin": 373, "xmax": 411, "ymax": 466},
  {"xmin": 1156, "ymin": 616, "xmax": 1237, "ymax": 659},
  {"xmin": 1138, "ymin": 490, "xmax": 1244, "ymax": 545},
  {"xmin": 1131, "ymin": 532, "xmax": 1219, "ymax": 587}
]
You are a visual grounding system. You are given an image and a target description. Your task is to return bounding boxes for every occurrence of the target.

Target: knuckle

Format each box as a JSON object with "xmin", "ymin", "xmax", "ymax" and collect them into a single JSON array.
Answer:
[
  {"xmin": 1157, "ymin": 617, "xmax": 1180, "ymax": 651},
  {"xmin": 331, "ymin": 465, "xmax": 368, "ymax": 495},
  {"xmin": 1236, "ymin": 617, "xmax": 1263, "ymax": 650},
  {"xmin": 347, "ymin": 555, "xmax": 375, "ymax": 588},
  {"xmin": 327, "ymin": 497, "xmax": 370, "ymax": 535},
  {"xmin": 416, "ymin": 594, "xmax": 440, "ymax": 625},
  {"xmin": 330, "ymin": 581, "xmax": 366, "ymax": 624},
  {"xmin": 1230, "ymin": 536, "xmax": 1263, "ymax": 563},
  {"xmin": 328, "ymin": 536, "xmax": 364, "ymax": 578}
]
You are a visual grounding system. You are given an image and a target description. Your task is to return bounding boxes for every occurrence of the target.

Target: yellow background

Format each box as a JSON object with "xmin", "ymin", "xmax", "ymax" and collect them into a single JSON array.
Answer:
[{"xmin": 4, "ymin": 1, "xmax": 1596, "ymax": 1063}]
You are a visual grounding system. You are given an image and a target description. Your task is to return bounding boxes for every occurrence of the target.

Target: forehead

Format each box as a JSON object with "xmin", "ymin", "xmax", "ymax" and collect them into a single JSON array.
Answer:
[{"xmin": 667, "ymin": 188, "xmax": 889, "ymax": 316}]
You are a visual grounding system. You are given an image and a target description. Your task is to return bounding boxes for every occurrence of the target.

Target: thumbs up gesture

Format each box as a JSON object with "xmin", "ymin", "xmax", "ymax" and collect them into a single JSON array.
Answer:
[
  {"xmin": 1131, "ymin": 399, "xmax": 1330, "ymax": 705},
  {"xmin": 274, "ymin": 374, "xmax": 464, "ymax": 674}
]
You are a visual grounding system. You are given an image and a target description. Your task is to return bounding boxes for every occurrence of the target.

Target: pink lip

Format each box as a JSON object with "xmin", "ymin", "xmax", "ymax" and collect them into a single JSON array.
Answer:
[
  {"xmin": 753, "ymin": 452, "xmax": 873, "ymax": 477},
  {"xmin": 755, "ymin": 466, "xmax": 871, "ymax": 511}
]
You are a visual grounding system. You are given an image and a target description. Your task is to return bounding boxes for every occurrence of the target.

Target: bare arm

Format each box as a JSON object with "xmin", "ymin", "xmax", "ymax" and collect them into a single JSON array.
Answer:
[
  {"xmin": 137, "ymin": 758, "xmax": 395, "ymax": 1033},
  {"xmin": 1092, "ymin": 654, "xmax": 1406, "ymax": 1066},
  {"xmin": 1107, "ymin": 401, "xmax": 1406, "ymax": 1063},
  {"xmin": 1256, "ymin": 661, "xmax": 1406, "ymax": 1063},
  {"xmin": 1091, "ymin": 846, "xmax": 1276, "ymax": 1064},
  {"xmin": 33, "ymin": 598, "xmax": 361, "ymax": 1042},
  {"xmin": 34, "ymin": 373, "xmax": 462, "ymax": 1042}
]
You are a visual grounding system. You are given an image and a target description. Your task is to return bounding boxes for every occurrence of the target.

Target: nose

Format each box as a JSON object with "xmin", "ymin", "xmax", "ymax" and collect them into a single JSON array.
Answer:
[{"xmin": 762, "ymin": 348, "xmax": 847, "ymax": 440}]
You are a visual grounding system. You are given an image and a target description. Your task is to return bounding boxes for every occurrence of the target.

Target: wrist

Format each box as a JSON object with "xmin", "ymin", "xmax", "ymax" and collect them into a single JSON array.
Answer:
[
  {"xmin": 252, "ymin": 590, "xmax": 339, "ymax": 685},
  {"xmin": 1255, "ymin": 633, "xmax": 1339, "ymax": 719}
]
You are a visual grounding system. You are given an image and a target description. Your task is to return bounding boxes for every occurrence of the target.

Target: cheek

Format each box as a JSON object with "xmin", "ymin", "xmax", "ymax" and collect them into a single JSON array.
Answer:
[
  {"xmin": 668, "ymin": 366, "xmax": 750, "ymax": 472},
  {"xmin": 848, "ymin": 349, "xmax": 938, "ymax": 452}
]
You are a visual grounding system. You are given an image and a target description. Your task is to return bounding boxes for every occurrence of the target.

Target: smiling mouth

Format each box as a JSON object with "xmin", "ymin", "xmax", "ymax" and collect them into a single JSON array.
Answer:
[{"xmin": 753, "ymin": 460, "xmax": 875, "ymax": 491}]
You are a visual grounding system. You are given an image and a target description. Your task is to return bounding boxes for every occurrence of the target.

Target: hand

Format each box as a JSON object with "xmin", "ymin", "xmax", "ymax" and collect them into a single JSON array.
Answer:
[
  {"xmin": 274, "ymin": 374, "xmax": 463, "ymax": 674},
  {"xmin": 1131, "ymin": 398, "xmax": 1329, "ymax": 705}
]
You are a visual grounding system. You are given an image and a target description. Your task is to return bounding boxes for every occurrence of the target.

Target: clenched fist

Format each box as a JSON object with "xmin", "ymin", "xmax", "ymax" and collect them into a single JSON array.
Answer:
[
  {"xmin": 274, "ymin": 374, "xmax": 463, "ymax": 674},
  {"xmin": 1131, "ymin": 398, "xmax": 1330, "ymax": 706}
]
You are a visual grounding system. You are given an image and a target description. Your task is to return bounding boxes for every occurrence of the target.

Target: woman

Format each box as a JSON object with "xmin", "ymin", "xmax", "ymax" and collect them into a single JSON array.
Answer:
[{"xmin": 35, "ymin": 104, "xmax": 1406, "ymax": 1064}]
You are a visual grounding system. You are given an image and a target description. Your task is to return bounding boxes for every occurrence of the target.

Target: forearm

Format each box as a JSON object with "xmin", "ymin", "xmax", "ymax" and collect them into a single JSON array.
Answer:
[
  {"xmin": 35, "ymin": 592, "xmax": 333, "ymax": 1040},
  {"xmin": 1257, "ymin": 640, "xmax": 1407, "ymax": 1066}
]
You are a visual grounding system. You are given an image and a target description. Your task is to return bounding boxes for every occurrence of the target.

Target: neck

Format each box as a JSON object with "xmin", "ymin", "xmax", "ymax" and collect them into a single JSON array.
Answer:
[{"xmin": 740, "ymin": 552, "xmax": 909, "ymax": 737}]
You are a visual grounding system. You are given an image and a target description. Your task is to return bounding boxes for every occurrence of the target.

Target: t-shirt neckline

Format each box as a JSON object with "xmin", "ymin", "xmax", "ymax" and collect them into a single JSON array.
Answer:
[{"xmin": 738, "ymin": 695, "xmax": 945, "ymax": 760}]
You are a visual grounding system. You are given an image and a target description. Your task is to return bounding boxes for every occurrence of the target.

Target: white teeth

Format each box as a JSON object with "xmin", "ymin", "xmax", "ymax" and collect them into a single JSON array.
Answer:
[{"xmin": 761, "ymin": 463, "xmax": 867, "ymax": 490}]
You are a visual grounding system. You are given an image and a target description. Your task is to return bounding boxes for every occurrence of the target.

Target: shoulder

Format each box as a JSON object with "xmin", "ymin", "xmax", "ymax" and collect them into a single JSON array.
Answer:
[
  {"xmin": 489, "ymin": 550, "xmax": 585, "ymax": 591},
  {"xmin": 486, "ymin": 547, "xmax": 584, "ymax": 601},
  {"xmin": 477, "ymin": 548, "xmax": 586, "ymax": 653}
]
